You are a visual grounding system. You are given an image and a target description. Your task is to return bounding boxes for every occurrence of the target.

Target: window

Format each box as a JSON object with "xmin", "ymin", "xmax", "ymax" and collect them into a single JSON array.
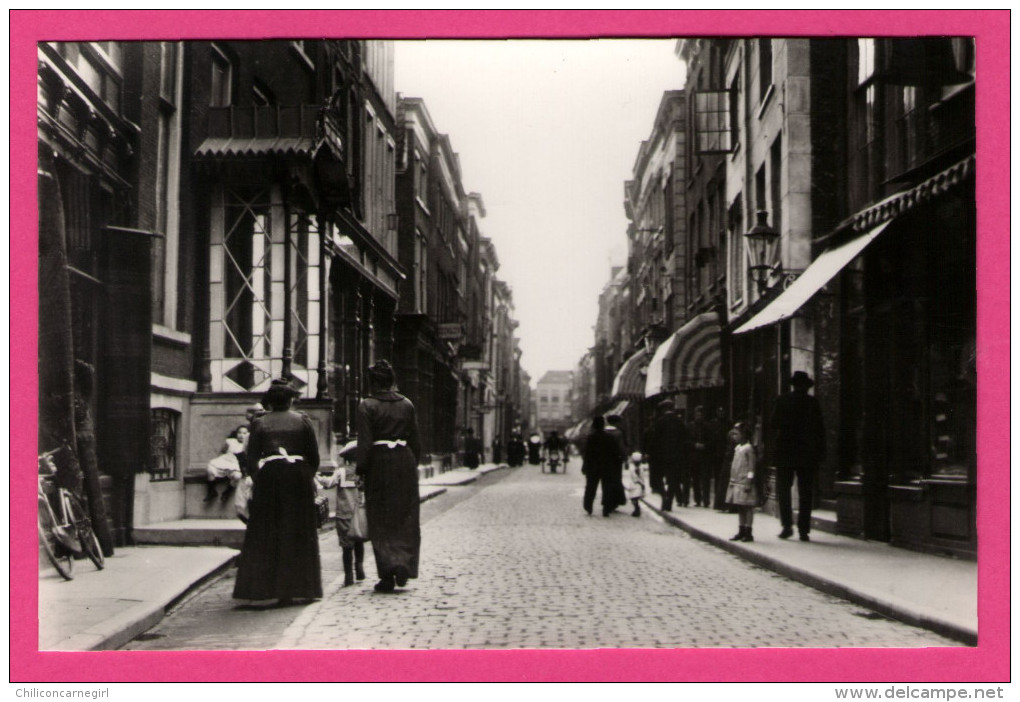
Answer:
[
  {"xmin": 755, "ymin": 164, "xmax": 767, "ymax": 215},
  {"xmin": 221, "ymin": 187, "xmax": 273, "ymax": 390},
  {"xmin": 153, "ymin": 42, "xmax": 181, "ymax": 328},
  {"xmin": 851, "ymin": 39, "xmax": 882, "ymax": 209},
  {"xmin": 759, "ymin": 38, "xmax": 773, "ymax": 103},
  {"xmin": 159, "ymin": 42, "xmax": 176, "ymax": 101},
  {"xmin": 288, "ymin": 213, "xmax": 315, "ymax": 368},
  {"xmin": 729, "ymin": 70, "xmax": 741, "ymax": 148},
  {"xmin": 728, "ymin": 195, "xmax": 745, "ymax": 306},
  {"xmin": 149, "ymin": 409, "xmax": 178, "ymax": 481},
  {"xmin": 770, "ymin": 134, "xmax": 782, "ymax": 236},
  {"xmin": 210, "ymin": 45, "xmax": 232, "ymax": 107},
  {"xmin": 252, "ymin": 79, "xmax": 273, "ymax": 106},
  {"xmin": 694, "ymin": 90, "xmax": 733, "ymax": 154}
]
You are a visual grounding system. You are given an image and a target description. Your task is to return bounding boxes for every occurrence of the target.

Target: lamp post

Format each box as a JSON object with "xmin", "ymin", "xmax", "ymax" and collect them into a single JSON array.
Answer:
[{"xmin": 744, "ymin": 210, "xmax": 780, "ymax": 295}]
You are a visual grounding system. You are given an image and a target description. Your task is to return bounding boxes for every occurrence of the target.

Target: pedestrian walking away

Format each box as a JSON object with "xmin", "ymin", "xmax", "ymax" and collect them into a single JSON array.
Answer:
[
  {"xmin": 581, "ymin": 415, "xmax": 625, "ymax": 517},
  {"xmin": 356, "ymin": 360, "xmax": 423, "ymax": 593},
  {"xmin": 770, "ymin": 371, "xmax": 826, "ymax": 541},
  {"xmin": 233, "ymin": 378, "xmax": 322, "ymax": 606},
  {"xmin": 726, "ymin": 422, "xmax": 761, "ymax": 542},
  {"xmin": 603, "ymin": 414, "xmax": 629, "ymax": 511},
  {"xmin": 317, "ymin": 464, "xmax": 368, "ymax": 587}
]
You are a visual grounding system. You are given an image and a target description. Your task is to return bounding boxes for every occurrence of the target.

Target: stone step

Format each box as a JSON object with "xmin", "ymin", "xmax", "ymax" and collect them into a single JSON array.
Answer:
[
  {"xmin": 133, "ymin": 519, "xmax": 246, "ymax": 549},
  {"xmin": 811, "ymin": 508, "xmax": 839, "ymax": 535}
]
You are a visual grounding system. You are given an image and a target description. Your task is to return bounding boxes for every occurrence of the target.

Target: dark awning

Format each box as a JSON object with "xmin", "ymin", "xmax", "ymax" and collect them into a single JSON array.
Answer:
[{"xmin": 194, "ymin": 136, "xmax": 315, "ymax": 159}]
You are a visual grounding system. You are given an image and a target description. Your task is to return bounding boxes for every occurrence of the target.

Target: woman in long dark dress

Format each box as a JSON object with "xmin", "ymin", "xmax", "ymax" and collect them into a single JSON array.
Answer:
[
  {"xmin": 233, "ymin": 378, "xmax": 322, "ymax": 605},
  {"xmin": 356, "ymin": 360, "xmax": 422, "ymax": 593}
]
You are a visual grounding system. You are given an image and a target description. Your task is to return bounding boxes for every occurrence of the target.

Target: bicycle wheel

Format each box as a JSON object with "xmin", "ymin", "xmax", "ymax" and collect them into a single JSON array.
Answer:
[
  {"xmin": 38, "ymin": 498, "xmax": 73, "ymax": 580},
  {"xmin": 65, "ymin": 493, "xmax": 105, "ymax": 570}
]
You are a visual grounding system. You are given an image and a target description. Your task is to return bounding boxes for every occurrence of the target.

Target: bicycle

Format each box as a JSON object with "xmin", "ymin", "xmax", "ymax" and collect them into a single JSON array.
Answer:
[{"xmin": 38, "ymin": 448, "xmax": 105, "ymax": 580}]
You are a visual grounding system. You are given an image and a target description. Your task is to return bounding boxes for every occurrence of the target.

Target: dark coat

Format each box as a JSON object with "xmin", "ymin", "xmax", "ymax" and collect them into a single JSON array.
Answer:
[
  {"xmin": 582, "ymin": 428, "xmax": 625, "ymax": 479},
  {"xmin": 770, "ymin": 390, "xmax": 826, "ymax": 467},
  {"xmin": 356, "ymin": 391, "xmax": 422, "ymax": 580},
  {"xmin": 463, "ymin": 436, "xmax": 483, "ymax": 468},
  {"xmin": 233, "ymin": 409, "xmax": 322, "ymax": 601},
  {"xmin": 648, "ymin": 411, "xmax": 690, "ymax": 476}
]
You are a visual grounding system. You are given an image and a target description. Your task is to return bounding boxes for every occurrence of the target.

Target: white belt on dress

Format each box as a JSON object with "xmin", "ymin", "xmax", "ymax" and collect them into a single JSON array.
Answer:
[
  {"xmin": 258, "ymin": 447, "xmax": 304, "ymax": 469},
  {"xmin": 373, "ymin": 439, "xmax": 408, "ymax": 449}
]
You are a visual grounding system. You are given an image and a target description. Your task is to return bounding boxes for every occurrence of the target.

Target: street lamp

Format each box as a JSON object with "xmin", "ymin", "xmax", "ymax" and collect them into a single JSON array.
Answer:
[{"xmin": 744, "ymin": 210, "xmax": 780, "ymax": 295}]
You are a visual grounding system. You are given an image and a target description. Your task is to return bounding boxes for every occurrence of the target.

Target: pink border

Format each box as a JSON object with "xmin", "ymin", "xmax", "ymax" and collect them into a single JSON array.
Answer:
[{"xmin": 11, "ymin": 10, "xmax": 1009, "ymax": 682}]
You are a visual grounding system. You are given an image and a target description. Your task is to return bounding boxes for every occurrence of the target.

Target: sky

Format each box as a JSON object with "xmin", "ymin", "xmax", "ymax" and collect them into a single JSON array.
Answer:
[{"xmin": 394, "ymin": 39, "xmax": 685, "ymax": 384}]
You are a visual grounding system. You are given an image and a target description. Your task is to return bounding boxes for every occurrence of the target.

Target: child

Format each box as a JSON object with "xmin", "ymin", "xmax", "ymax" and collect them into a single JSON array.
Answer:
[
  {"xmin": 726, "ymin": 422, "xmax": 758, "ymax": 542},
  {"xmin": 205, "ymin": 425, "xmax": 248, "ymax": 503},
  {"xmin": 317, "ymin": 466, "xmax": 368, "ymax": 587},
  {"xmin": 622, "ymin": 451, "xmax": 647, "ymax": 517}
]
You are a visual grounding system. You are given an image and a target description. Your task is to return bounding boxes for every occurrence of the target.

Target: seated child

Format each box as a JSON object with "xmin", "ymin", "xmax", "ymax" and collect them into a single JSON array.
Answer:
[{"xmin": 205, "ymin": 425, "xmax": 249, "ymax": 503}]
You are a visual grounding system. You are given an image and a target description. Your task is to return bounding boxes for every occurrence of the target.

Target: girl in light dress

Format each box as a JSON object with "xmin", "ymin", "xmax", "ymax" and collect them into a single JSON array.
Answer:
[
  {"xmin": 206, "ymin": 425, "xmax": 249, "ymax": 503},
  {"xmin": 622, "ymin": 451, "xmax": 647, "ymax": 517},
  {"xmin": 726, "ymin": 422, "xmax": 759, "ymax": 542}
]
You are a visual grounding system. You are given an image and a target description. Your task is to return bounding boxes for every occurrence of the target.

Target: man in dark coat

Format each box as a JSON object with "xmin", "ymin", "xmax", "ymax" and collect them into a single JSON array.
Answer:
[
  {"xmin": 648, "ymin": 400, "xmax": 691, "ymax": 512},
  {"xmin": 770, "ymin": 371, "xmax": 826, "ymax": 541},
  {"xmin": 582, "ymin": 416, "xmax": 625, "ymax": 517}
]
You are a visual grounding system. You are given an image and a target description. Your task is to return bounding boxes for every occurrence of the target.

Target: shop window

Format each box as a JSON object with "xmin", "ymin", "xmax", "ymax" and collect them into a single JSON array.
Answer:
[{"xmin": 149, "ymin": 408, "xmax": 178, "ymax": 481}]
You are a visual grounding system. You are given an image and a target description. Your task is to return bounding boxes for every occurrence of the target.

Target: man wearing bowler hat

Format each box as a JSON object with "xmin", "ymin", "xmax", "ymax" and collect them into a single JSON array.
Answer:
[{"xmin": 770, "ymin": 371, "xmax": 825, "ymax": 541}]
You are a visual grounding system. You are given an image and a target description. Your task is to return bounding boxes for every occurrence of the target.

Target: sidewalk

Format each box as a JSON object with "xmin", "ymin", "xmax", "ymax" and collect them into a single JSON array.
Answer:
[
  {"xmin": 420, "ymin": 461, "xmax": 508, "ymax": 486},
  {"xmin": 37, "ymin": 472, "xmax": 489, "ymax": 651},
  {"xmin": 639, "ymin": 497, "xmax": 978, "ymax": 645}
]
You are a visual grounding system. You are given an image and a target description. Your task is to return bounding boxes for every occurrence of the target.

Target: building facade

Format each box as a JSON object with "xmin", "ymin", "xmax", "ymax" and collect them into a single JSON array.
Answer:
[
  {"xmin": 681, "ymin": 37, "xmax": 976, "ymax": 557},
  {"xmin": 39, "ymin": 40, "xmax": 524, "ymax": 539}
]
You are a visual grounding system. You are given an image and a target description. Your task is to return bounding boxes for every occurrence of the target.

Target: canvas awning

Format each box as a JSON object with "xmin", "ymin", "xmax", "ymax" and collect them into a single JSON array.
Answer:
[
  {"xmin": 672, "ymin": 312, "xmax": 725, "ymax": 391},
  {"xmin": 605, "ymin": 399, "xmax": 631, "ymax": 418},
  {"xmin": 645, "ymin": 312, "xmax": 723, "ymax": 396},
  {"xmin": 734, "ymin": 221, "xmax": 892, "ymax": 335},
  {"xmin": 610, "ymin": 348, "xmax": 649, "ymax": 400}
]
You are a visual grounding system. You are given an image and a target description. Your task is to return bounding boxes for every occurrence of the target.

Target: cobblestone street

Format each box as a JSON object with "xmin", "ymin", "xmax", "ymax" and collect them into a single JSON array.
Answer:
[{"xmin": 126, "ymin": 464, "xmax": 957, "ymax": 650}]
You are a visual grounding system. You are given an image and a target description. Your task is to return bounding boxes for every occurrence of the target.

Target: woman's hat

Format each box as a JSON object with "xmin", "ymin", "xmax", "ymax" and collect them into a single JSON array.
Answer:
[{"xmin": 790, "ymin": 371, "xmax": 814, "ymax": 388}]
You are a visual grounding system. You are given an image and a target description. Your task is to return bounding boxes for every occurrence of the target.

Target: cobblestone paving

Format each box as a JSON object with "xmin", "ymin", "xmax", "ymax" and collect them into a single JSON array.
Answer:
[{"xmin": 276, "ymin": 465, "xmax": 958, "ymax": 650}]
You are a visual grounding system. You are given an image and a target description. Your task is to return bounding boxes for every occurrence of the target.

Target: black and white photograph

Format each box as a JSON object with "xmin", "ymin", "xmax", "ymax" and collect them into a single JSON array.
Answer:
[{"xmin": 23, "ymin": 10, "xmax": 1004, "ymax": 685}]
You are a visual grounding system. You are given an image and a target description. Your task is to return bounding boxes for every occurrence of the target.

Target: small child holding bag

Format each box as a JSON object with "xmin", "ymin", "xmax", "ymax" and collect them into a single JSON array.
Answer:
[{"xmin": 317, "ymin": 465, "xmax": 369, "ymax": 586}]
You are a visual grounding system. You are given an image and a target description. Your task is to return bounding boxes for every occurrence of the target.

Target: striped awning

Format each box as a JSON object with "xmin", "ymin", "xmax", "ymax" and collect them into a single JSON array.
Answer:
[
  {"xmin": 671, "ymin": 312, "xmax": 725, "ymax": 391},
  {"xmin": 610, "ymin": 348, "xmax": 649, "ymax": 400},
  {"xmin": 644, "ymin": 333, "xmax": 682, "ymax": 398}
]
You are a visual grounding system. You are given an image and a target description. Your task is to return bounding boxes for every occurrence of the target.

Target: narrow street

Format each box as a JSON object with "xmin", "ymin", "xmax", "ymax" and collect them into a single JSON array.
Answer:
[{"xmin": 124, "ymin": 464, "xmax": 956, "ymax": 650}]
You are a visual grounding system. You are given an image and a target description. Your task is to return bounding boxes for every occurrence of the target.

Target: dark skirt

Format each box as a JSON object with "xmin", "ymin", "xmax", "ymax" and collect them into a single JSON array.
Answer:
[
  {"xmin": 364, "ymin": 445, "xmax": 421, "ymax": 580},
  {"xmin": 233, "ymin": 458, "xmax": 323, "ymax": 601}
]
